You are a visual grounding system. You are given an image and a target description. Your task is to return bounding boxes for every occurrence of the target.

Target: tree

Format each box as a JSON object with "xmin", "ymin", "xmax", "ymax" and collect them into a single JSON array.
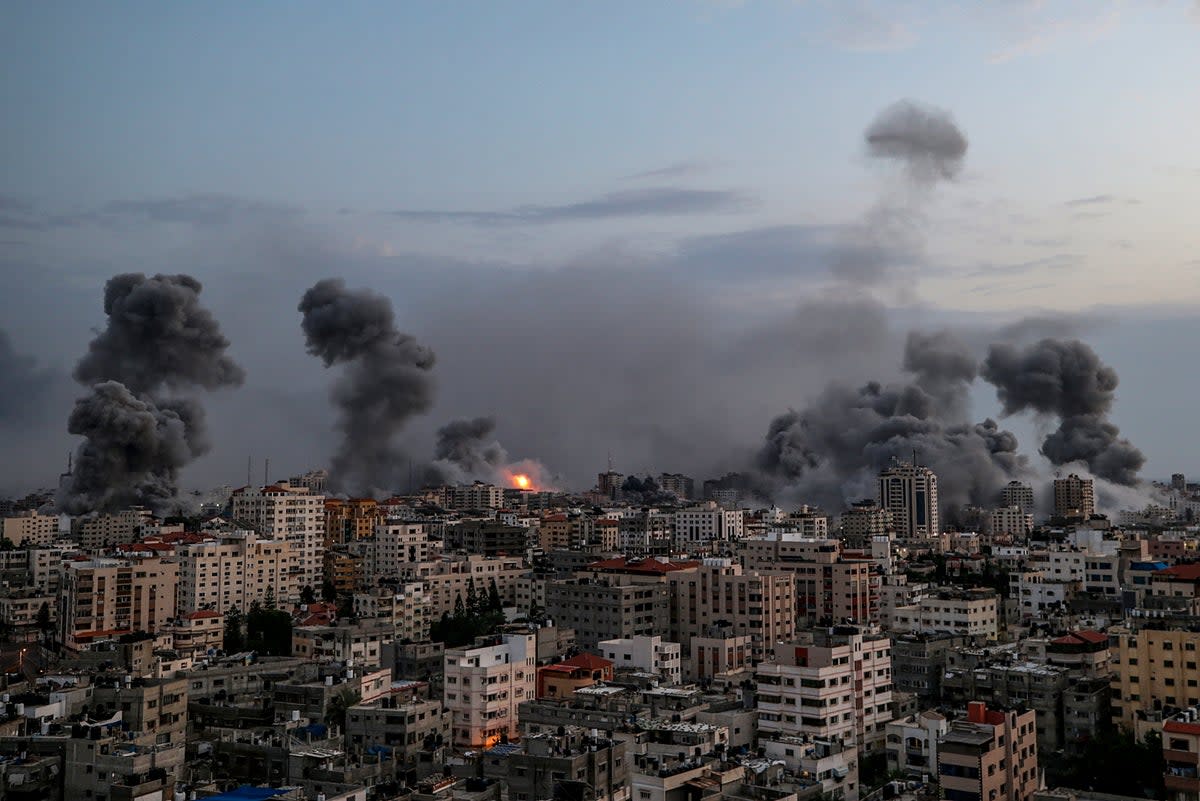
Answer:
[
  {"xmin": 224, "ymin": 607, "xmax": 245, "ymax": 653},
  {"xmin": 245, "ymin": 604, "xmax": 292, "ymax": 656},
  {"xmin": 321, "ymin": 579, "xmax": 338, "ymax": 602},
  {"xmin": 299, "ymin": 585, "xmax": 317, "ymax": 605},
  {"xmin": 36, "ymin": 602, "xmax": 52, "ymax": 635},
  {"xmin": 263, "ymin": 585, "xmax": 277, "ymax": 611},
  {"xmin": 454, "ymin": 592, "xmax": 465, "ymax": 617},
  {"xmin": 487, "ymin": 578, "xmax": 502, "ymax": 612},
  {"xmin": 325, "ymin": 687, "xmax": 361, "ymax": 730}
]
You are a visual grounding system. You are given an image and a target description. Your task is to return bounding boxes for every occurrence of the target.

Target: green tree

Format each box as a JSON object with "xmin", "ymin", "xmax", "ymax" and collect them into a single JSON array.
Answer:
[
  {"xmin": 263, "ymin": 585, "xmax": 277, "ymax": 611},
  {"xmin": 325, "ymin": 687, "xmax": 361, "ymax": 730},
  {"xmin": 36, "ymin": 602, "xmax": 52, "ymax": 634},
  {"xmin": 224, "ymin": 607, "xmax": 245, "ymax": 653},
  {"xmin": 245, "ymin": 604, "xmax": 292, "ymax": 656},
  {"xmin": 321, "ymin": 579, "xmax": 338, "ymax": 602},
  {"xmin": 454, "ymin": 592, "xmax": 465, "ymax": 617},
  {"xmin": 487, "ymin": 578, "xmax": 502, "ymax": 611},
  {"xmin": 299, "ymin": 585, "xmax": 317, "ymax": 605}
]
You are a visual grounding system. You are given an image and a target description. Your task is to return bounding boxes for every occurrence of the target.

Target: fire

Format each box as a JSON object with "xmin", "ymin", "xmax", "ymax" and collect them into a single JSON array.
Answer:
[{"xmin": 512, "ymin": 473, "xmax": 531, "ymax": 490}]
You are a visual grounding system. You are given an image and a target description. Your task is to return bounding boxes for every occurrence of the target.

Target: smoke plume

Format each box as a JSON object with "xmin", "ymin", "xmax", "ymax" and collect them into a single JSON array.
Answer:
[
  {"xmin": 864, "ymin": 100, "xmax": 968, "ymax": 183},
  {"xmin": 60, "ymin": 273, "xmax": 244, "ymax": 514},
  {"xmin": 756, "ymin": 329, "xmax": 1026, "ymax": 513},
  {"xmin": 299, "ymin": 278, "xmax": 436, "ymax": 495},
  {"xmin": 981, "ymin": 338, "xmax": 1145, "ymax": 484},
  {"xmin": 428, "ymin": 416, "xmax": 507, "ymax": 485}
]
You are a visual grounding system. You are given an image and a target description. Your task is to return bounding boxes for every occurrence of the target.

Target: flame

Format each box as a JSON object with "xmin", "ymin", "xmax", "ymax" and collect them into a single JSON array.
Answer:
[{"xmin": 512, "ymin": 473, "xmax": 531, "ymax": 490}]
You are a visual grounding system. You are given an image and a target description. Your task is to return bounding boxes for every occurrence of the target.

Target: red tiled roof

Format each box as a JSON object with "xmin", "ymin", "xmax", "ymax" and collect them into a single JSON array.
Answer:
[
  {"xmin": 73, "ymin": 628, "xmax": 131, "ymax": 640},
  {"xmin": 561, "ymin": 652, "xmax": 613, "ymax": 671},
  {"xmin": 185, "ymin": 610, "xmax": 221, "ymax": 620},
  {"xmin": 1051, "ymin": 629, "xmax": 1107, "ymax": 646},
  {"xmin": 586, "ymin": 557, "xmax": 700, "ymax": 575},
  {"xmin": 1156, "ymin": 564, "xmax": 1200, "ymax": 581}
]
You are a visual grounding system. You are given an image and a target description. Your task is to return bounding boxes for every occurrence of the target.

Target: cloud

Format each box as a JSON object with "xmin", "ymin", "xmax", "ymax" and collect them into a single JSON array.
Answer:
[
  {"xmin": 967, "ymin": 253, "xmax": 1081, "ymax": 278},
  {"xmin": 987, "ymin": 5, "xmax": 1121, "ymax": 64},
  {"xmin": 828, "ymin": 0, "xmax": 920, "ymax": 52},
  {"xmin": 624, "ymin": 161, "xmax": 713, "ymax": 181},
  {"xmin": 387, "ymin": 186, "xmax": 754, "ymax": 225},
  {"xmin": 1062, "ymin": 194, "xmax": 1139, "ymax": 207},
  {"xmin": 102, "ymin": 194, "xmax": 302, "ymax": 226}
]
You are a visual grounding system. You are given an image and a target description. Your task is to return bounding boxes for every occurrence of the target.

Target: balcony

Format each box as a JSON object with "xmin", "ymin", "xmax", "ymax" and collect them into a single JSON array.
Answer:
[{"xmin": 1165, "ymin": 773, "xmax": 1200, "ymax": 794}]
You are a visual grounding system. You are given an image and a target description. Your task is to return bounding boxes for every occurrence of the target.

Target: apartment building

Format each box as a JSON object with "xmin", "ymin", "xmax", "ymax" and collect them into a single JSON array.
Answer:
[
  {"xmin": 878, "ymin": 463, "xmax": 940, "ymax": 546},
  {"xmin": 399, "ymin": 554, "xmax": 524, "ymax": 619},
  {"xmin": 174, "ymin": 530, "xmax": 300, "ymax": 614},
  {"xmin": 840, "ymin": 501, "xmax": 892, "ymax": 546},
  {"xmin": 444, "ymin": 631, "xmax": 537, "ymax": 749},
  {"xmin": 1001, "ymin": 482, "xmax": 1036, "ymax": 513},
  {"xmin": 1110, "ymin": 626, "xmax": 1200, "ymax": 730},
  {"xmin": 545, "ymin": 576, "xmax": 671, "ymax": 651},
  {"xmin": 1053, "ymin": 474, "xmax": 1095, "ymax": 520},
  {"xmin": 756, "ymin": 625, "xmax": 893, "ymax": 753},
  {"xmin": 938, "ymin": 701, "xmax": 1039, "ymax": 801},
  {"xmin": 886, "ymin": 709, "xmax": 948, "ymax": 778},
  {"xmin": 739, "ymin": 534, "xmax": 878, "ymax": 626},
  {"xmin": 71, "ymin": 508, "xmax": 152, "ymax": 550},
  {"xmin": 345, "ymin": 695, "xmax": 450, "ymax": 763},
  {"xmin": 324, "ymin": 497, "xmax": 383, "ymax": 545},
  {"xmin": 231, "ymin": 481, "xmax": 325, "ymax": 590},
  {"xmin": 367, "ymin": 522, "xmax": 441, "ymax": 578},
  {"xmin": 987, "ymin": 507, "xmax": 1034, "ymax": 540},
  {"xmin": 673, "ymin": 502, "xmax": 745, "ymax": 548},
  {"xmin": 599, "ymin": 635, "xmax": 682, "ymax": 684},
  {"xmin": 353, "ymin": 581, "xmax": 431, "ymax": 642},
  {"xmin": 60, "ymin": 556, "xmax": 178, "ymax": 650},
  {"xmin": 1, "ymin": 510, "xmax": 60, "ymax": 546},
  {"xmin": 1163, "ymin": 704, "xmax": 1200, "ymax": 801},
  {"xmin": 891, "ymin": 588, "xmax": 1000, "ymax": 639},
  {"xmin": 667, "ymin": 559, "xmax": 796, "ymax": 662}
]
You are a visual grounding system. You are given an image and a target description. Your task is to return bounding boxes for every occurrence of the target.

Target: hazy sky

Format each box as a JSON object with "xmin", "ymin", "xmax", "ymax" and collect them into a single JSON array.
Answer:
[{"xmin": 2, "ymin": 1, "xmax": 1198, "ymax": 496}]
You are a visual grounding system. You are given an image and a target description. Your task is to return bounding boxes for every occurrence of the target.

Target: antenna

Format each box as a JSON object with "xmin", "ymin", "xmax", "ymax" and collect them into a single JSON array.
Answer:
[
  {"xmin": 912, "ymin": 448, "xmax": 918, "ymax": 467},
  {"xmin": 608, "ymin": 452, "xmax": 614, "ymax": 473}
]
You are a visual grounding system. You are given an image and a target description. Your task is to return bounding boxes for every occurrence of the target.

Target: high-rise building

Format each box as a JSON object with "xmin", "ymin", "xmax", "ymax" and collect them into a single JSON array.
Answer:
[
  {"xmin": 1001, "ymin": 481, "xmax": 1036, "ymax": 513},
  {"xmin": 878, "ymin": 463, "xmax": 940, "ymax": 544},
  {"xmin": 756, "ymin": 625, "xmax": 894, "ymax": 753},
  {"xmin": 840, "ymin": 500, "xmax": 892, "ymax": 545},
  {"xmin": 938, "ymin": 701, "xmax": 1039, "ymax": 801},
  {"xmin": 174, "ymin": 530, "xmax": 300, "ymax": 614},
  {"xmin": 597, "ymin": 470, "xmax": 624, "ymax": 501},
  {"xmin": 1052, "ymin": 474, "xmax": 1095, "ymax": 519},
  {"xmin": 1109, "ymin": 625, "xmax": 1200, "ymax": 729},
  {"xmin": 324, "ymin": 497, "xmax": 382, "ymax": 545},
  {"xmin": 60, "ymin": 556, "xmax": 178, "ymax": 650},
  {"xmin": 444, "ymin": 631, "xmax": 537, "ymax": 749},
  {"xmin": 987, "ymin": 506, "xmax": 1035, "ymax": 540},
  {"xmin": 657, "ymin": 473, "xmax": 694, "ymax": 500},
  {"xmin": 1, "ymin": 510, "xmax": 61, "ymax": 546},
  {"xmin": 739, "ymin": 533, "xmax": 878, "ymax": 626},
  {"xmin": 673, "ymin": 502, "xmax": 744, "ymax": 547},
  {"xmin": 1172, "ymin": 473, "xmax": 1188, "ymax": 492},
  {"xmin": 232, "ymin": 481, "xmax": 325, "ymax": 590}
]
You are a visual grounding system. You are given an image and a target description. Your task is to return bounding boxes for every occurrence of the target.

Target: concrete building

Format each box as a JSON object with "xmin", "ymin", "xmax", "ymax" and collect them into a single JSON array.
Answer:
[
  {"xmin": 1, "ymin": 511, "xmax": 60, "ymax": 546},
  {"xmin": 599, "ymin": 635, "xmax": 682, "ymax": 684},
  {"xmin": 739, "ymin": 534, "xmax": 878, "ymax": 626},
  {"xmin": 1001, "ymin": 482, "xmax": 1036, "ymax": 513},
  {"xmin": 667, "ymin": 559, "xmax": 796, "ymax": 663},
  {"xmin": 937, "ymin": 701, "xmax": 1039, "ymax": 801},
  {"xmin": 674, "ymin": 502, "xmax": 745, "ymax": 548},
  {"xmin": 446, "ymin": 519, "xmax": 531, "ymax": 556},
  {"xmin": 482, "ymin": 727, "xmax": 630, "ymax": 801},
  {"xmin": 840, "ymin": 501, "xmax": 893, "ymax": 546},
  {"xmin": 885, "ymin": 709, "xmax": 948, "ymax": 778},
  {"xmin": 891, "ymin": 588, "xmax": 1000, "ymax": 639},
  {"xmin": 890, "ymin": 633, "xmax": 965, "ymax": 702},
  {"xmin": 1163, "ymin": 704, "xmax": 1200, "ymax": 801},
  {"xmin": 878, "ymin": 463, "xmax": 939, "ymax": 545},
  {"xmin": 60, "ymin": 556, "xmax": 178, "ymax": 650},
  {"xmin": 536, "ymin": 652, "xmax": 614, "ymax": 698},
  {"xmin": 1053, "ymin": 474, "xmax": 1096, "ymax": 520},
  {"xmin": 353, "ymin": 581, "xmax": 431, "ymax": 642},
  {"xmin": 1110, "ymin": 626, "xmax": 1200, "ymax": 730},
  {"xmin": 71, "ymin": 508, "xmax": 152, "ymax": 550},
  {"xmin": 345, "ymin": 694, "xmax": 450, "ymax": 763},
  {"xmin": 545, "ymin": 577, "xmax": 671, "ymax": 652},
  {"xmin": 367, "ymin": 521, "xmax": 441, "ymax": 578},
  {"xmin": 658, "ymin": 473, "xmax": 695, "ymax": 500},
  {"xmin": 231, "ymin": 481, "xmax": 326, "ymax": 590},
  {"xmin": 174, "ymin": 530, "xmax": 300, "ymax": 614},
  {"xmin": 64, "ymin": 731, "xmax": 186, "ymax": 801},
  {"xmin": 987, "ymin": 507, "xmax": 1035, "ymax": 540},
  {"xmin": 756, "ymin": 626, "xmax": 894, "ymax": 753},
  {"xmin": 402, "ymin": 554, "xmax": 525, "ymax": 619},
  {"xmin": 444, "ymin": 631, "xmax": 537, "ymax": 749},
  {"xmin": 324, "ymin": 497, "xmax": 383, "ymax": 545}
]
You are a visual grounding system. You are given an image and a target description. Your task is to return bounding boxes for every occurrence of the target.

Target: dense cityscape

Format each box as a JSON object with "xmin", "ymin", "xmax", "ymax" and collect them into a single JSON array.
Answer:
[{"xmin": 4, "ymin": 5, "xmax": 1200, "ymax": 801}]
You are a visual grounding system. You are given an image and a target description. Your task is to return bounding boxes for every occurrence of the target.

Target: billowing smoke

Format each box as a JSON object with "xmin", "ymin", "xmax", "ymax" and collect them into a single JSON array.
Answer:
[
  {"xmin": 833, "ymin": 99, "xmax": 968, "ymax": 285},
  {"xmin": 60, "ymin": 273, "xmax": 244, "ymax": 513},
  {"xmin": 981, "ymin": 338, "xmax": 1145, "ymax": 484},
  {"xmin": 757, "ymin": 330, "xmax": 1026, "ymax": 513},
  {"xmin": 299, "ymin": 278, "xmax": 436, "ymax": 495},
  {"xmin": 864, "ymin": 100, "xmax": 968, "ymax": 183},
  {"xmin": 427, "ymin": 415, "xmax": 557, "ymax": 491},
  {"xmin": 428, "ymin": 416, "xmax": 507, "ymax": 485}
]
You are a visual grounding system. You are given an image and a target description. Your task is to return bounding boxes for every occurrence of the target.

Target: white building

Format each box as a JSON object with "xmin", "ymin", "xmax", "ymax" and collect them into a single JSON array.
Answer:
[
  {"xmin": 598, "ymin": 635, "xmax": 682, "ymax": 684},
  {"xmin": 891, "ymin": 588, "xmax": 1000, "ymax": 639},
  {"xmin": 673, "ymin": 503, "xmax": 744, "ymax": 547},
  {"xmin": 231, "ymin": 482, "xmax": 325, "ymax": 590},
  {"xmin": 444, "ymin": 631, "xmax": 536, "ymax": 749},
  {"xmin": 885, "ymin": 710, "xmax": 948, "ymax": 778},
  {"xmin": 986, "ymin": 507, "xmax": 1034, "ymax": 540},
  {"xmin": 878, "ymin": 463, "xmax": 939, "ymax": 545},
  {"xmin": 756, "ymin": 626, "xmax": 893, "ymax": 753},
  {"xmin": 366, "ymin": 522, "xmax": 441, "ymax": 578}
]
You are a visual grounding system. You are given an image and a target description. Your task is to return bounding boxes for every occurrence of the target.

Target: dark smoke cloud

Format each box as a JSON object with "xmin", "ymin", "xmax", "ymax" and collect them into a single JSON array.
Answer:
[
  {"xmin": 299, "ymin": 278, "xmax": 436, "ymax": 495},
  {"xmin": 865, "ymin": 100, "xmax": 968, "ymax": 183},
  {"xmin": 74, "ymin": 273, "xmax": 245, "ymax": 394},
  {"xmin": 428, "ymin": 416, "xmax": 507, "ymax": 485},
  {"xmin": 60, "ymin": 273, "xmax": 244, "ymax": 514},
  {"xmin": 981, "ymin": 338, "xmax": 1145, "ymax": 484},
  {"xmin": 756, "ymin": 329, "xmax": 1026, "ymax": 514}
]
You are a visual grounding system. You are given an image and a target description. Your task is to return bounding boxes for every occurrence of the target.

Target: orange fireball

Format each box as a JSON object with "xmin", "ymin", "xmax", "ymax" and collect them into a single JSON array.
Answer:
[{"xmin": 513, "ymin": 473, "xmax": 531, "ymax": 489}]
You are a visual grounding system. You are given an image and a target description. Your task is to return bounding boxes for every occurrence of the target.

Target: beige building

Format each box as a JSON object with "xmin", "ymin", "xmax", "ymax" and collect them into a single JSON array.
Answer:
[
  {"xmin": 878, "ymin": 463, "xmax": 939, "ymax": 545},
  {"xmin": 891, "ymin": 588, "xmax": 1000, "ymax": 639},
  {"xmin": 444, "ymin": 631, "xmax": 537, "ymax": 749},
  {"xmin": 756, "ymin": 625, "xmax": 894, "ymax": 753},
  {"xmin": 840, "ymin": 501, "xmax": 893, "ymax": 545},
  {"xmin": 673, "ymin": 502, "xmax": 745, "ymax": 548},
  {"xmin": 353, "ymin": 581, "xmax": 431, "ymax": 642},
  {"xmin": 938, "ymin": 701, "xmax": 1039, "ymax": 801},
  {"xmin": 1053, "ymin": 474, "xmax": 1096, "ymax": 519},
  {"xmin": 667, "ymin": 559, "xmax": 796, "ymax": 663},
  {"xmin": 740, "ymin": 534, "xmax": 878, "ymax": 626},
  {"xmin": 400, "ymin": 554, "xmax": 524, "ymax": 618},
  {"xmin": 71, "ymin": 508, "xmax": 152, "ymax": 551},
  {"xmin": 231, "ymin": 481, "xmax": 325, "ymax": 590},
  {"xmin": 987, "ymin": 506, "xmax": 1035, "ymax": 540},
  {"xmin": 60, "ymin": 556, "xmax": 178, "ymax": 650},
  {"xmin": 2, "ymin": 510, "xmax": 61, "ymax": 546},
  {"xmin": 368, "ymin": 521, "xmax": 441, "ymax": 577},
  {"xmin": 1110, "ymin": 626, "xmax": 1200, "ymax": 730},
  {"xmin": 174, "ymin": 530, "xmax": 300, "ymax": 614},
  {"xmin": 598, "ymin": 635, "xmax": 682, "ymax": 684}
]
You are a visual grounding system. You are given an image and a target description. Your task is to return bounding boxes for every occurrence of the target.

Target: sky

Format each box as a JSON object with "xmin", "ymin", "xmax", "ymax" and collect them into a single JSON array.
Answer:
[{"xmin": 2, "ymin": 1, "xmax": 1198, "ymax": 499}]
